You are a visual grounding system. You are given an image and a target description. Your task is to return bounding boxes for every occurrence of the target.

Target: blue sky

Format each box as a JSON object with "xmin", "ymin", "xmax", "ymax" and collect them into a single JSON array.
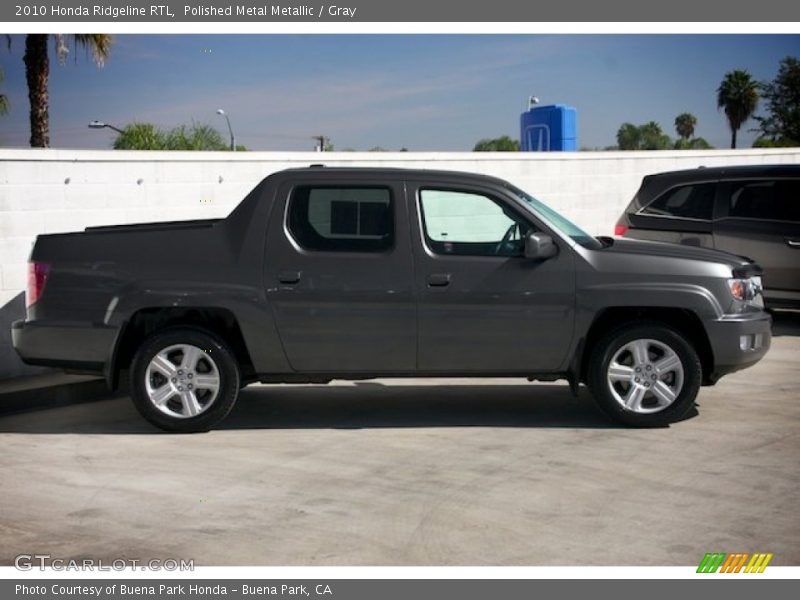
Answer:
[{"xmin": 1, "ymin": 34, "xmax": 798, "ymax": 150}]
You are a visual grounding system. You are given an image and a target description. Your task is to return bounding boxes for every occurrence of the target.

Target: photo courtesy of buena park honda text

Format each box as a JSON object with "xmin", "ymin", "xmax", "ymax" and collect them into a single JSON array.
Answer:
[{"xmin": 0, "ymin": 0, "xmax": 799, "ymax": 598}]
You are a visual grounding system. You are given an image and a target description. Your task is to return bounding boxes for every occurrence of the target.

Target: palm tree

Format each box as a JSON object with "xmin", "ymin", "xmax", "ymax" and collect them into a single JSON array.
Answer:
[
  {"xmin": 674, "ymin": 113, "xmax": 697, "ymax": 141},
  {"xmin": 639, "ymin": 121, "xmax": 671, "ymax": 150},
  {"xmin": 1, "ymin": 37, "xmax": 10, "ymax": 116},
  {"xmin": 0, "ymin": 69, "xmax": 9, "ymax": 116},
  {"xmin": 717, "ymin": 69, "xmax": 759, "ymax": 149},
  {"xmin": 616, "ymin": 123, "xmax": 641, "ymax": 150},
  {"xmin": 23, "ymin": 34, "xmax": 112, "ymax": 147}
]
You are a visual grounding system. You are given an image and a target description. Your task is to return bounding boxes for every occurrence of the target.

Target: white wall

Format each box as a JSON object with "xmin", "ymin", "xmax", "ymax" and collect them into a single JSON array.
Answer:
[{"xmin": 1, "ymin": 147, "xmax": 799, "ymax": 378}]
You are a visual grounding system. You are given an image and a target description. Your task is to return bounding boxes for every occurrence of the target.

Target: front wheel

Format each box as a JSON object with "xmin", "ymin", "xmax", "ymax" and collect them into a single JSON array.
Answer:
[
  {"xmin": 130, "ymin": 328, "xmax": 240, "ymax": 432},
  {"xmin": 587, "ymin": 323, "xmax": 702, "ymax": 427}
]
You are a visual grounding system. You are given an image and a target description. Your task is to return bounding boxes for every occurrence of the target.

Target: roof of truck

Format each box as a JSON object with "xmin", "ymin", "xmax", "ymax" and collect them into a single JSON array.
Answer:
[{"xmin": 272, "ymin": 165, "xmax": 513, "ymax": 186}]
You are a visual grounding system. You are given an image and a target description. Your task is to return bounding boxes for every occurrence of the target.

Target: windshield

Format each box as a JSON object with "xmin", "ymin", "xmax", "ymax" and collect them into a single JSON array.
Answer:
[{"xmin": 508, "ymin": 185, "xmax": 602, "ymax": 249}]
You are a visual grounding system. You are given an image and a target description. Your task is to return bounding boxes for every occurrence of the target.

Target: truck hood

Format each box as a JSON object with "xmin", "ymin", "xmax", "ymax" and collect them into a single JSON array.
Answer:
[{"xmin": 603, "ymin": 238, "xmax": 756, "ymax": 271}]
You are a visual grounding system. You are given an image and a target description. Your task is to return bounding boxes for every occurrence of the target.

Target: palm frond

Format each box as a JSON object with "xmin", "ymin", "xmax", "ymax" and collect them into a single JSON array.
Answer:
[{"xmin": 73, "ymin": 34, "xmax": 112, "ymax": 67}]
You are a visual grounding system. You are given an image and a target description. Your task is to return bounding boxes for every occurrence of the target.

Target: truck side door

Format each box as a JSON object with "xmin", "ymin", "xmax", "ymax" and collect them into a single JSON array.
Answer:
[
  {"xmin": 408, "ymin": 180, "xmax": 576, "ymax": 373},
  {"xmin": 264, "ymin": 177, "xmax": 416, "ymax": 372}
]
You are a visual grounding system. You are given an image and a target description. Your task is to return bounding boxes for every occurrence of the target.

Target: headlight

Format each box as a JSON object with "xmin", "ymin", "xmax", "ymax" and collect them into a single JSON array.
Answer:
[{"xmin": 727, "ymin": 276, "xmax": 763, "ymax": 306}]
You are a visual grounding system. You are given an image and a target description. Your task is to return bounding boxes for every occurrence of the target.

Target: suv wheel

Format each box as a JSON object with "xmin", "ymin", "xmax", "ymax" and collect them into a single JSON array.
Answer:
[
  {"xmin": 130, "ymin": 328, "xmax": 240, "ymax": 432},
  {"xmin": 587, "ymin": 323, "xmax": 701, "ymax": 427}
]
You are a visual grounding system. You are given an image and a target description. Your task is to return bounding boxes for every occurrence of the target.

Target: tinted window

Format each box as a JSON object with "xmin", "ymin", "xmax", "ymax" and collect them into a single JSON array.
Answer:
[
  {"xmin": 642, "ymin": 183, "xmax": 715, "ymax": 220},
  {"xmin": 419, "ymin": 189, "xmax": 533, "ymax": 257},
  {"xmin": 729, "ymin": 179, "xmax": 800, "ymax": 222},
  {"xmin": 288, "ymin": 186, "xmax": 393, "ymax": 252}
]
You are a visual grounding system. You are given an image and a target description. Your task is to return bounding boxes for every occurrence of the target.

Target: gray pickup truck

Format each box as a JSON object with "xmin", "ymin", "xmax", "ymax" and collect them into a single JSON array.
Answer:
[{"xmin": 13, "ymin": 167, "xmax": 771, "ymax": 431}]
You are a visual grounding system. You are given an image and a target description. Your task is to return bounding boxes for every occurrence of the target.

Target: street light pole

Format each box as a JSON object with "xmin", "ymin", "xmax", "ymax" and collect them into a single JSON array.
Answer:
[
  {"xmin": 88, "ymin": 120, "xmax": 124, "ymax": 134},
  {"xmin": 216, "ymin": 109, "xmax": 236, "ymax": 151}
]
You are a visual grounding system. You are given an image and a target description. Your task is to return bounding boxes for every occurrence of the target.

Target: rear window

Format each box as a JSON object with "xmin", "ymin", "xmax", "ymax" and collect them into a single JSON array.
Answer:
[
  {"xmin": 641, "ymin": 183, "xmax": 715, "ymax": 220},
  {"xmin": 288, "ymin": 186, "xmax": 393, "ymax": 252},
  {"xmin": 728, "ymin": 179, "xmax": 800, "ymax": 222}
]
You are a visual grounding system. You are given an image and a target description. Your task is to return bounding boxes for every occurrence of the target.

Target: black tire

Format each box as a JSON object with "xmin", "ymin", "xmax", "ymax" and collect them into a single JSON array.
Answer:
[
  {"xmin": 587, "ymin": 322, "xmax": 702, "ymax": 427},
  {"xmin": 130, "ymin": 327, "xmax": 240, "ymax": 433}
]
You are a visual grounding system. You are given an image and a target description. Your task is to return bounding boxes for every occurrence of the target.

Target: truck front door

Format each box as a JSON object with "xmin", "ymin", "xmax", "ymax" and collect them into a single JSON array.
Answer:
[{"xmin": 409, "ymin": 181, "xmax": 576, "ymax": 373}]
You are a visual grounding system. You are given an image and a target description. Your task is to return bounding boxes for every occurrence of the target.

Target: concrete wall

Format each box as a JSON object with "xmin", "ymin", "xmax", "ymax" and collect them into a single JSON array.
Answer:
[{"xmin": 2, "ymin": 147, "xmax": 799, "ymax": 378}]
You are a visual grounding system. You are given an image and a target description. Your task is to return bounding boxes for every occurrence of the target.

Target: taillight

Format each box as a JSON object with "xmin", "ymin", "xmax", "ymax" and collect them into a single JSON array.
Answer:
[
  {"xmin": 26, "ymin": 261, "xmax": 50, "ymax": 308},
  {"xmin": 614, "ymin": 224, "xmax": 629, "ymax": 236}
]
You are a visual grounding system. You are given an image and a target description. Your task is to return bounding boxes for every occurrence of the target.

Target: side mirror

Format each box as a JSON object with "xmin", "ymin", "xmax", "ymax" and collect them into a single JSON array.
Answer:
[{"xmin": 524, "ymin": 232, "xmax": 558, "ymax": 260}]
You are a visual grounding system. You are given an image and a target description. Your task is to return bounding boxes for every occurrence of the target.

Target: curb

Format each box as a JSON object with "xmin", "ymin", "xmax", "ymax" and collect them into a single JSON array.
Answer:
[{"xmin": 0, "ymin": 375, "xmax": 120, "ymax": 415}]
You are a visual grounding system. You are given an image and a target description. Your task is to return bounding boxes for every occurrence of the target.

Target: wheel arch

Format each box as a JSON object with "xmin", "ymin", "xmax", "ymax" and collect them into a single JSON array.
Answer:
[
  {"xmin": 576, "ymin": 307, "xmax": 715, "ymax": 386},
  {"xmin": 109, "ymin": 306, "xmax": 255, "ymax": 390}
]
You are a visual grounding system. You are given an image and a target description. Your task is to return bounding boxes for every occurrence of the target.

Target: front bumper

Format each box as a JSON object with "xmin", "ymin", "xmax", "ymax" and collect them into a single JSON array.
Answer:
[
  {"xmin": 11, "ymin": 319, "xmax": 119, "ymax": 375},
  {"xmin": 705, "ymin": 311, "xmax": 772, "ymax": 383}
]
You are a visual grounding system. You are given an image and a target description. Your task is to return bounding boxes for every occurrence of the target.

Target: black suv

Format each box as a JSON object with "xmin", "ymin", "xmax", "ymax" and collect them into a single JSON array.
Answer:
[{"xmin": 615, "ymin": 164, "xmax": 800, "ymax": 308}]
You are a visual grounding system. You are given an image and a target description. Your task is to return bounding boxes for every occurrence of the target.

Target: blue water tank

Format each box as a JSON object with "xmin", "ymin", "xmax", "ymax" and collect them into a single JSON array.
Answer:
[{"xmin": 520, "ymin": 104, "xmax": 577, "ymax": 151}]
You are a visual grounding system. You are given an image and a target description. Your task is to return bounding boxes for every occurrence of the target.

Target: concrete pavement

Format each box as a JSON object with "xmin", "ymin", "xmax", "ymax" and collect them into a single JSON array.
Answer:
[{"xmin": 0, "ymin": 312, "xmax": 798, "ymax": 566}]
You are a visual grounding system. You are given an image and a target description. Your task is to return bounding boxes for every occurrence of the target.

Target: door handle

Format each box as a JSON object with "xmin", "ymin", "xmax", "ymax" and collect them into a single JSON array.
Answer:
[
  {"xmin": 786, "ymin": 239, "xmax": 800, "ymax": 249},
  {"xmin": 427, "ymin": 273, "xmax": 451, "ymax": 287},
  {"xmin": 278, "ymin": 270, "xmax": 301, "ymax": 284}
]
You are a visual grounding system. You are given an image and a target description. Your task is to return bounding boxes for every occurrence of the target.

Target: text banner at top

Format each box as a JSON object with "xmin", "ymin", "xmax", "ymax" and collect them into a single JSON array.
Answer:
[{"xmin": 4, "ymin": 0, "xmax": 800, "ymax": 22}]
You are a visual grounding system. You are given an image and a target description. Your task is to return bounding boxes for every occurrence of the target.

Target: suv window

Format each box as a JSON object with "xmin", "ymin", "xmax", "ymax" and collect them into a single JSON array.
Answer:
[
  {"xmin": 641, "ymin": 183, "xmax": 715, "ymax": 220},
  {"xmin": 728, "ymin": 179, "xmax": 800, "ymax": 222},
  {"xmin": 288, "ymin": 186, "xmax": 393, "ymax": 252},
  {"xmin": 419, "ymin": 189, "xmax": 533, "ymax": 257}
]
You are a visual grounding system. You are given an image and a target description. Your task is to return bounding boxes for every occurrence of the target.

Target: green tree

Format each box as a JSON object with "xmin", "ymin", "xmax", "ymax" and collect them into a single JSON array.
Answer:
[
  {"xmin": 675, "ymin": 137, "xmax": 713, "ymax": 150},
  {"xmin": 691, "ymin": 137, "xmax": 713, "ymax": 149},
  {"xmin": 113, "ymin": 123, "xmax": 167, "ymax": 150},
  {"xmin": 21, "ymin": 34, "xmax": 112, "ymax": 147},
  {"xmin": 639, "ymin": 121, "xmax": 672, "ymax": 150},
  {"xmin": 616, "ymin": 123, "xmax": 641, "ymax": 150},
  {"xmin": 674, "ymin": 113, "xmax": 697, "ymax": 141},
  {"xmin": 472, "ymin": 135, "xmax": 520, "ymax": 151},
  {"xmin": 166, "ymin": 123, "xmax": 228, "ymax": 150},
  {"xmin": 754, "ymin": 56, "xmax": 800, "ymax": 146},
  {"xmin": 616, "ymin": 122, "xmax": 675, "ymax": 150},
  {"xmin": 113, "ymin": 121, "xmax": 240, "ymax": 151},
  {"xmin": 717, "ymin": 69, "xmax": 759, "ymax": 149}
]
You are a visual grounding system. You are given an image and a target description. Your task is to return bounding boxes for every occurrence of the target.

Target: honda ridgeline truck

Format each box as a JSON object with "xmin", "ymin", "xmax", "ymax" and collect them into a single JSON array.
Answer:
[{"xmin": 12, "ymin": 167, "xmax": 771, "ymax": 431}]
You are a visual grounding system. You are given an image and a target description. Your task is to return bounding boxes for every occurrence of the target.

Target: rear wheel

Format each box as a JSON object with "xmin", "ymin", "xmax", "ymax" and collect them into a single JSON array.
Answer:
[
  {"xmin": 130, "ymin": 328, "xmax": 240, "ymax": 432},
  {"xmin": 587, "ymin": 323, "xmax": 701, "ymax": 427}
]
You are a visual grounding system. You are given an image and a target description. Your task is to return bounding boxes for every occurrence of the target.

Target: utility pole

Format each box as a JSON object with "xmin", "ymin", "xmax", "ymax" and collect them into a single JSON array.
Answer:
[{"xmin": 313, "ymin": 135, "xmax": 329, "ymax": 152}]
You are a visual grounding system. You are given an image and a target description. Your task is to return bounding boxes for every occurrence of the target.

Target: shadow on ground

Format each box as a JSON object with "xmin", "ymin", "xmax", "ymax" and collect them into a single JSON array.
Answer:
[
  {"xmin": 772, "ymin": 309, "xmax": 800, "ymax": 337},
  {"xmin": 0, "ymin": 382, "xmax": 672, "ymax": 434}
]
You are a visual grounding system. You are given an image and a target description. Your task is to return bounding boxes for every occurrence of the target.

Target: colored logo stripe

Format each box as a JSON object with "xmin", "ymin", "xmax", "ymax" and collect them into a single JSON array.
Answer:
[
  {"xmin": 720, "ymin": 553, "xmax": 749, "ymax": 573},
  {"xmin": 697, "ymin": 552, "xmax": 773, "ymax": 573},
  {"xmin": 745, "ymin": 553, "xmax": 774, "ymax": 573},
  {"xmin": 697, "ymin": 553, "xmax": 726, "ymax": 573}
]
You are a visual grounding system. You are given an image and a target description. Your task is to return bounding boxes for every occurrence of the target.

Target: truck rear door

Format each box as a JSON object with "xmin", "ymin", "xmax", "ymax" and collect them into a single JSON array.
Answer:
[{"xmin": 264, "ymin": 176, "xmax": 416, "ymax": 372}]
